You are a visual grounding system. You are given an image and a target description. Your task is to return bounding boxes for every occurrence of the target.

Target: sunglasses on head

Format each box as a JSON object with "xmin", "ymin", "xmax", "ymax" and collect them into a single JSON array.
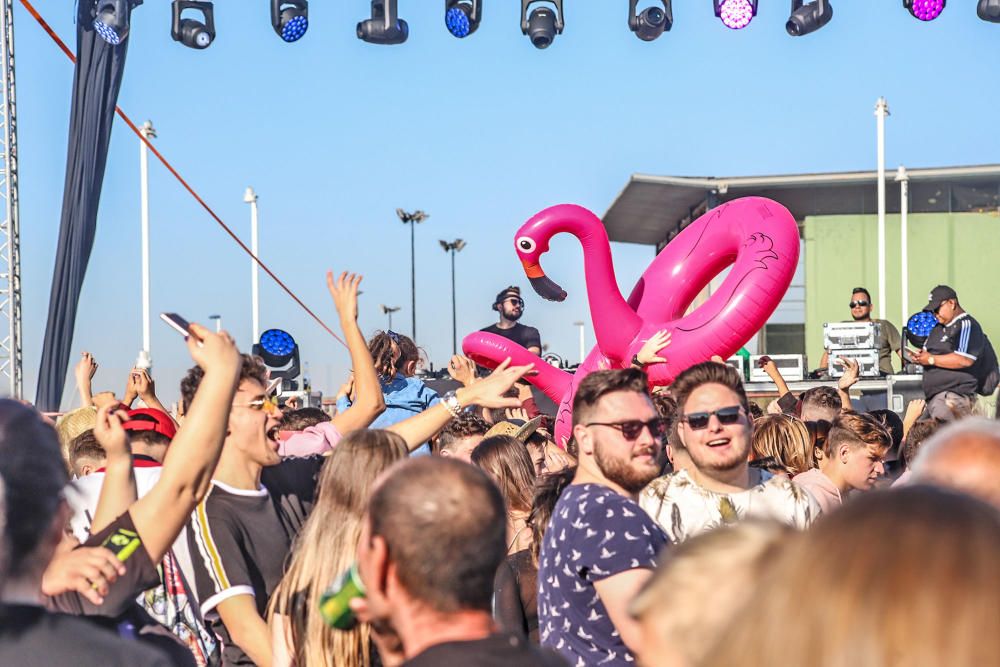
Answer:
[
  {"xmin": 585, "ymin": 418, "xmax": 668, "ymax": 441},
  {"xmin": 680, "ymin": 406, "xmax": 744, "ymax": 430},
  {"xmin": 850, "ymin": 300, "xmax": 870, "ymax": 308},
  {"xmin": 386, "ymin": 330, "xmax": 402, "ymax": 343}
]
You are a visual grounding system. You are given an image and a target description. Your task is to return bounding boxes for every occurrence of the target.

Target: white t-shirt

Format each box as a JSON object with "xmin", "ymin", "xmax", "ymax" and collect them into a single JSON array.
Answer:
[{"xmin": 639, "ymin": 468, "xmax": 821, "ymax": 544}]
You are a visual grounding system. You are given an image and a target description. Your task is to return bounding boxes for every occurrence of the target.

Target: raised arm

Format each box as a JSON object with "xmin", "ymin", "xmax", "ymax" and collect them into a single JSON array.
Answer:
[
  {"xmin": 90, "ymin": 405, "xmax": 138, "ymax": 535},
  {"xmin": 327, "ymin": 271, "xmax": 386, "ymax": 435},
  {"xmin": 129, "ymin": 324, "xmax": 242, "ymax": 564},
  {"xmin": 388, "ymin": 359, "xmax": 531, "ymax": 451},
  {"xmin": 836, "ymin": 356, "xmax": 860, "ymax": 411},
  {"xmin": 74, "ymin": 352, "xmax": 98, "ymax": 408}
]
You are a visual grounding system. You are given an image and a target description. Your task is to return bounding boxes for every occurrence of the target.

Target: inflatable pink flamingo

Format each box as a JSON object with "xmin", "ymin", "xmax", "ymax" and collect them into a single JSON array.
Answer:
[{"xmin": 463, "ymin": 196, "xmax": 800, "ymax": 446}]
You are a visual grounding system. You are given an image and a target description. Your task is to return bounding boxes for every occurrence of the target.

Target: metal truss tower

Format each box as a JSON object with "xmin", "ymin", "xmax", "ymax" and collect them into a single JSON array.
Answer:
[{"xmin": 0, "ymin": 0, "xmax": 22, "ymax": 398}]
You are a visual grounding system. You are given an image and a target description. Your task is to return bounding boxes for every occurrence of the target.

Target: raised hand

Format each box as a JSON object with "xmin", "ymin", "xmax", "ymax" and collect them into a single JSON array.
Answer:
[
  {"xmin": 327, "ymin": 271, "xmax": 362, "ymax": 323},
  {"xmin": 447, "ymin": 355, "xmax": 477, "ymax": 387},
  {"xmin": 462, "ymin": 358, "xmax": 534, "ymax": 410},
  {"xmin": 636, "ymin": 330, "xmax": 672, "ymax": 365},
  {"xmin": 75, "ymin": 352, "xmax": 98, "ymax": 385},
  {"xmin": 94, "ymin": 404, "xmax": 131, "ymax": 460},
  {"xmin": 186, "ymin": 322, "xmax": 242, "ymax": 382},
  {"xmin": 836, "ymin": 356, "xmax": 861, "ymax": 391}
]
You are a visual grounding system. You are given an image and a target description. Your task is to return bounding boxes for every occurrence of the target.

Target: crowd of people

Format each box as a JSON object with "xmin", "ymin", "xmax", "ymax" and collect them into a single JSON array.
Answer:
[{"xmin": 1, "ymin": 271, "xmax": 999, "ymax": 667}]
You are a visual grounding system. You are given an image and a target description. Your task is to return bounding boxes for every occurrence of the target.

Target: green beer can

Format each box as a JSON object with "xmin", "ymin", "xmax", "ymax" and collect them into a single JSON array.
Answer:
[{"xmin": 319, "ymin": 563, "xmax": 366, "ymax": 630}]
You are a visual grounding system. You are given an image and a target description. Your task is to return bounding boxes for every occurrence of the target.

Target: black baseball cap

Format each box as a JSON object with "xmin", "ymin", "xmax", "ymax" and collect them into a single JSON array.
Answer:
[{"xmin": 923, "ymin": 285, "xmax": 958, "ymax": 312}]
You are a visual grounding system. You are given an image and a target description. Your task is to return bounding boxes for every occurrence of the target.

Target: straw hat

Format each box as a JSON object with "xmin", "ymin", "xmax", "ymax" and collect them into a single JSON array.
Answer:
[{"xmin": 484, "ymin": 416, "xmax": 543, "ymax": 442}]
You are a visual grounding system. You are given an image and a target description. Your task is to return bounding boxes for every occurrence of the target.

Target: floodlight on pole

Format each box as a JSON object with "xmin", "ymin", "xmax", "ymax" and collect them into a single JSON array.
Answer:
[
  {"xmin": 358, "ymin": 0, "xmax": 409, "ymax": 44},
  {"xmin": 244, "ymin": 187, "xmax": 261, "ymax": 343},
  {"xmin": 904, "ymin": 0, "xmax": 945, "ymax": 21},
  {"xmin": 271, "ymin": 0, "xmax": 309, "ymax": 42},
  {"xmin": 714, "ymin": 0, "xmax": 757, "ymax": 29},
  {"xmin": 380, "ymin": 304, "xmax": 401, "ymax": 330},
  {"xmin": 440, "ymin": 239, "xmax": 467, "ymax": 355},
  {"xmin": 445, "ymin": 0, "xmax": 482, "ymax": 37},
  {"xmin": 397, "ymin": 209, "xmax": 428, "ymax": 343},
  {"xmin": 521, "ymin": 0, "xmax": 564, "ymax": 49}
]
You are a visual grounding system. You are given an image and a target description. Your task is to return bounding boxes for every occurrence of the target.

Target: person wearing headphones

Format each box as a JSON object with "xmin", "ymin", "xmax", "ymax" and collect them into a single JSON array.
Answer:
[{"xmin": 480, "ymin": 286, "xmax": 542, "ymax": 356}]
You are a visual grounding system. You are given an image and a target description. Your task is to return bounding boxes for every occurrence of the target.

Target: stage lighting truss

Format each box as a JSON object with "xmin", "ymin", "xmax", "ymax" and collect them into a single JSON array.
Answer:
[
  {"xmin": 629, "ymin": 0, "xmax": 672, "ymax": 41},
  {"xmin": 714, "ymin": 0, "xmax": 757, "ymax": 30},
  {"xmin": 272, "ymin": 0, "xmax": 309, "ymax": 42},
  {"xmin": 171, "ymin": 1, "xmax": 215, "ymax": 49},
  {"xmin": 445, "ymin": 0, "xmax": 482, "ymax": 38},
  {"xmin": 93, "ymin": 0, "xmax": 142, "ymax": 46},
  {"xmin": 786, "ymin": 0, "xmax": 832, "ymax": 36},
  {"xmin": 358, "ymin": 0, "xmax": 409, "ymax": 44},
  {"xmin": 521, "ymin": 0, "xmax": 564, "ymax": 49},
  {"xmin": 904, "ymin": 0, "xmax": 945, "ymax": 21},
  {"xmin": 979, "ymin": 0, "xmax": 1000, "ymax": 22}
]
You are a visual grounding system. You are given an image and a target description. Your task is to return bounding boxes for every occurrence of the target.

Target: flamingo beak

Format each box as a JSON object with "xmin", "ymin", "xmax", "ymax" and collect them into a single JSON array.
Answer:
[{"xmin": 521, "ymin": 259, "xmax": 567, "ymax": 302}]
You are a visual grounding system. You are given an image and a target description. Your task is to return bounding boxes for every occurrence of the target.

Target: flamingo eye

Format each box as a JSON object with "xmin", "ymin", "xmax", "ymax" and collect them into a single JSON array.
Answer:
[{"xmin": 516, "ymin": 237, "xmax": 536, "ymax": 253}]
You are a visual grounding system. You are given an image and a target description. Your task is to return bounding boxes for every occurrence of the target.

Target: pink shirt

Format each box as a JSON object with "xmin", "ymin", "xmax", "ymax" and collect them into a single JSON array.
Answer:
[
  {"xmin": 792, "ymin": 468, "xmax": 842, "ymax": 515},
  {"xmin": 278, "ymin": 422, "xmax": 342, "ymax": 458}
]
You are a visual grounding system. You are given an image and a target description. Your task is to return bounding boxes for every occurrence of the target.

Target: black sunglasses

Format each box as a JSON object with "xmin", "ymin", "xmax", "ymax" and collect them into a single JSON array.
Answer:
[
  {"xmin": 849, "ymin": 300, "xmax": 870, "ymax": 308},
  {"xmin": 680, "ymin": 406, "xmax": 744, "ymax": 430},
  {"xmin": 504, "ymin": 297, "xmax": 525, "ymax": 307},
  {"xmin": 585, "ymin": 418, "xmax": 668, "ymax": 441}
]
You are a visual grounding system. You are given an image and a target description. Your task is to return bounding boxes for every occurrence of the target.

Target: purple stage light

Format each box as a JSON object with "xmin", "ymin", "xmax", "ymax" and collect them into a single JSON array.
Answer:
[
  {"xmin": 717, "ymin": 0, "xmax": 755, "ymax": 30},
  {"xmin": 908, "ymin": 0, "xmax": 945, "ymax": 21}
]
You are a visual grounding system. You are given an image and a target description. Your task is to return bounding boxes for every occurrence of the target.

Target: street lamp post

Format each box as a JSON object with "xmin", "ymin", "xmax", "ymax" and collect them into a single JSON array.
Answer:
[
  {"xmin": 136, "ymin": 120, "xmax": 156, "ymax": 371},
  {"xmin": 380, "ymin": 304, "xmax": 401, "ymax": 330},
  {"xmin": 573, "ymin": 321, "xmax": 585, "ymax": 364},
  {"xmin": 209, "ymin": 314, "xmax": 222, "ymax": 333},
  {"xmin": 439, "ymin": 239, "xmax": 467, "ymax": 355},
  {"xmin": 396, "ymin": 208, "xmax": 428, "ymax": 343},
  {"xmin": 244, "ymin": 187, "xmax": 260, "ymax": 343}
]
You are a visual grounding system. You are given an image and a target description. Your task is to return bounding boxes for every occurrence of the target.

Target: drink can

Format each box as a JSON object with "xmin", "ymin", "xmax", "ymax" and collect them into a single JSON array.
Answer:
[{"xmin": 319, "ymin": 563, "xmax": 366, "ymax": 630}]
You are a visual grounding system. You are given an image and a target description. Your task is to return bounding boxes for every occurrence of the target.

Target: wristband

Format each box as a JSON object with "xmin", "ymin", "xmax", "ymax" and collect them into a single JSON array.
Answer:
[
  {"xmin": 441, "ymin": 391, "xmax": 462, "ymax": 418},
  {"xmin": 631, "ymin": 355, "xmax": 644, "ymax": 368}
]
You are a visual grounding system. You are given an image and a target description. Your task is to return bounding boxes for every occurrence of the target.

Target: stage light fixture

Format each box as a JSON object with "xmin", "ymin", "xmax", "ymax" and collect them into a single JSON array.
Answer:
[
  {"xmin": 358, "ymin": 0, "xmax": 409, "ymax": 44},
  {"xmin": 445, "ymin": 0, "xmax": 482, "ymax": 38},
  {"xmin": 252, "ymin": 328, "xmax": 302, "ymax": 392},
  {"xmin": 905, "ymin": 311, "xmax": 938, "ymax": 348},
  {"xmin": 271, "ymin": 0, "xmax": 309, "ymax": 42},
  {"xmin": 979, "ymin": 0, "xmax": 1000, "ymax": 21},
  {"xmin": 93, "ymin": 0, "xmax": 140, "ymax": 45},
  {"xmin": 786, "ymin": 0, "xmax": 832, "ymax": 36},
  {"xmin": 904, "ymin": 0, "xmax": 945, "ymax": 21},
  {"xmin": 714, "ymin": 0, "xmax": 756, "ymax": 29},
  {"xmin": 629, "ymin": 0, "xmax": 672, "ymax": 41},
  {"xmin": 171, "ymin": 1, "xmax": 215, "ymax": 49},
  {"xmin": 521, "ymin": 0, "xmax": 564, "ymax": 49}
]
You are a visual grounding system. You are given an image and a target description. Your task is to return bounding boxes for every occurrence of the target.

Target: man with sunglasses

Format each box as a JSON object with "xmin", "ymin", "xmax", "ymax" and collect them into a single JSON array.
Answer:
[
  {"xmin": 480, "ymin": 286, "xmax": 542, "ymax": 356},
  {"xmin": 538, "ymin": 368, "xmax": 668, "ymax": 667},
  {"xmin": 819, "ymin": 287, "xmax": 902, "ymax": 375},
  {"xmin": 640, "ymin": 362, "xmax": 818, "ymax": 544}
]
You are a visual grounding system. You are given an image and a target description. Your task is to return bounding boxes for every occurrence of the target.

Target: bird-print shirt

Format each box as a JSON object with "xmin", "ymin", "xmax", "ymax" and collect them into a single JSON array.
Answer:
[
  {"xmin": 538, "ymin": 483, "xmax": 667, "ymax": 666},
  {"xmin": 639, "ymin": 468, "xmax": 819, "ymax": 544}
]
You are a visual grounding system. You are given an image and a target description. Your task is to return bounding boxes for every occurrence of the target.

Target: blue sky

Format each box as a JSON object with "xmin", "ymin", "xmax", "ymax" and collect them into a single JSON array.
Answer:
[{"xmin": 16, "ymin": 1, "xmax": 1000, "ymax": 408}]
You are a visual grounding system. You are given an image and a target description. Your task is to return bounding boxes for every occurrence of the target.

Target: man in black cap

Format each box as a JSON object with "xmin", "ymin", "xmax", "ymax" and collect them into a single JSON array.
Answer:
[
  {"xmin": 480, "ymin": 286, "xmax": 542, "ymax": 355},
  {"xmin": 910, "ymin": 285, "xmax": 986, "ymax": 420}
]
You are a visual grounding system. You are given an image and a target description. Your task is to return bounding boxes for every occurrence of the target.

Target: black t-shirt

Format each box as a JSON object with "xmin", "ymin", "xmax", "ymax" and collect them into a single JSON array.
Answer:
[
  {"xmin": 402, "ymin": 633, "xmax": 567, "ymax": 667},
  {"xmin": 0, "ymin": 604, "xmax": 174, "ymax": 667},
  {"xmin": 186, "ymin": 456, "xmax": 325, "ymax": 667},
  {"xmin": 922, "ymin": 312, "xmax": 986, "ymax": 398},
  {"xmin": 480, "ymin": 323, "xmax": 542, "ymax": 351}
]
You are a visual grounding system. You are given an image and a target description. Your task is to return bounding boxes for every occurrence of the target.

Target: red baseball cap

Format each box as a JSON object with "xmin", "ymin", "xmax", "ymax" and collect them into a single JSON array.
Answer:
[{"xmin": 122, "ymin": 408, "xmax": 177, "ymax": 440}]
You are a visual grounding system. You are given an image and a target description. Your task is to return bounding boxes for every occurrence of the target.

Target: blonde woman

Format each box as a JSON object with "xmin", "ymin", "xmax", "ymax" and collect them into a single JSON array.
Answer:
[
  {"xmin": 267, "ymin": 429, "xmax": 408, "ymax": 667},
  {"xmin": 750, "ymin": 414, "xmax": 813, "ymax": 477}
]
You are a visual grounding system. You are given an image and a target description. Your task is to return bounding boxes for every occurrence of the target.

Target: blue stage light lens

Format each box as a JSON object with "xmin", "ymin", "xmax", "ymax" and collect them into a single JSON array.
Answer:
[
  {"xmin": 93, "ymin": 19, "xmax": 122, "ymax": 45},
  {"xmin": 907, "ymin": 311, "xmax": 938, "ymax": 337},
  {"xmin": 282, "ymin": 15, "xmax": 308, "ymax": 42},
  {"xmin": 261, "ymin": 329, "xmax": 296, "ymax": 357},
  {"xmin": 446, "ymin": 6, "xmax": 471, "ymax": 37}
]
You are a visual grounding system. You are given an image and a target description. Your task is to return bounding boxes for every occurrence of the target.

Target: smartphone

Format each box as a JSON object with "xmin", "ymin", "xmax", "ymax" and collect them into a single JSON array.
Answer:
[{"xmin": 160, "ymin": 313, "xmax": 202, "ymax": 342}]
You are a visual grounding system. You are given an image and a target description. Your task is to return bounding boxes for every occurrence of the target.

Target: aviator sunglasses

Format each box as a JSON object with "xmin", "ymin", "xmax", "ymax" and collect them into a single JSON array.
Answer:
[
  {"xmin": 680, "ymin": 406, "xmax": 744, "ymax": 430},
  {"xmin": 585, "ymin": 418, "xmax": 668, "ymax": 441},
  {"xmin": 849, "ymin": 300, "xmax": 870, "ymax": 308}
]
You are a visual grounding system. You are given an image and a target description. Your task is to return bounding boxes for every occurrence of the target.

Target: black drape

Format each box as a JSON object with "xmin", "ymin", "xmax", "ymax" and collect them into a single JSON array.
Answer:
[{"xmin": 36, "ymin": 2, "xmax": 133, "ymax": 410}]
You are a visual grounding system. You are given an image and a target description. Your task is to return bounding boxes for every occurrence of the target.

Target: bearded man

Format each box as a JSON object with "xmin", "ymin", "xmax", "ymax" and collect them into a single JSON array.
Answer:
[{"xmin": 538, "ymin": 368, "xmax": 668, "ymax": 667}]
